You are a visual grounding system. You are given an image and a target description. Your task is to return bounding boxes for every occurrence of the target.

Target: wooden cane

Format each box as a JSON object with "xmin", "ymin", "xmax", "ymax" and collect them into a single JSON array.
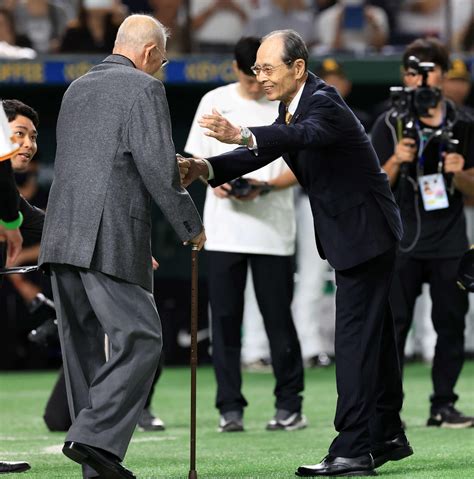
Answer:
[{"xmin": 189, "ymin": 245, "xmax": 199, "ymax": 479}]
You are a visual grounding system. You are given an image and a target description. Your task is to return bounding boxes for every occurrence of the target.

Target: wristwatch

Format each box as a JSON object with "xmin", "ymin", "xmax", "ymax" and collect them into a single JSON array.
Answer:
[
  {"xmin": 259, "ymin": 182, "xmax": 275, "ymax": 196},
  {"xmin": 240, "ymin": 126, "xmax": 252, "ymax": 146}
]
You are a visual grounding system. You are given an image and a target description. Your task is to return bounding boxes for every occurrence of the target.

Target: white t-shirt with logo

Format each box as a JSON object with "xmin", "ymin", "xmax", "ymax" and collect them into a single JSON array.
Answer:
[{"xmin": 185, "ymin": 82, "xmax": 295, "ymax": 256}]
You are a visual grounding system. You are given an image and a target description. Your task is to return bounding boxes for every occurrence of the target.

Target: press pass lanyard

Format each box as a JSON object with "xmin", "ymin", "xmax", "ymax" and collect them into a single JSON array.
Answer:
[{"xmin": 416, "ymin": 117, "xmax": 445, "ymax": 179}]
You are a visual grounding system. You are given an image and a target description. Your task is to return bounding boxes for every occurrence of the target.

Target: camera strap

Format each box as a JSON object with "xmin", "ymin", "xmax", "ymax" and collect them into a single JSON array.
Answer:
[
  {"xmin": 416, "ymin": 108, "xmax": 450, "ymax": 211},
  {"xmin": 415, "ymin": 101, "xmax": 447, "ymax": 176}
]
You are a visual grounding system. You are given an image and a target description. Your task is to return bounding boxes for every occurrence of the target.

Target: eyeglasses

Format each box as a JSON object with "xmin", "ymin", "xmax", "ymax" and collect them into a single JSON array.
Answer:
[
  {"xmin": 251, "ymin": 61, "xmax": 293, "ymax": 77},
  {"xmin": 155, "ymin": 45, "xmax": 168, "ymax": 69}
]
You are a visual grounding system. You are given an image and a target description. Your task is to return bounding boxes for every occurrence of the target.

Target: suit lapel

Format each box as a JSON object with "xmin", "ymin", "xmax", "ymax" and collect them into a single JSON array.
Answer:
[{"xmin": 276, "ymin": 72, "xmax": 321, "ymax": 125}]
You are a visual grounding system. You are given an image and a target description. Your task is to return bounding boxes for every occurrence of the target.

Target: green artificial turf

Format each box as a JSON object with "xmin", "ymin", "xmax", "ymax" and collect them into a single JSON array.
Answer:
[{"xmin": 0, "ymin": 362, "xmax": 473, "ymax": 478}]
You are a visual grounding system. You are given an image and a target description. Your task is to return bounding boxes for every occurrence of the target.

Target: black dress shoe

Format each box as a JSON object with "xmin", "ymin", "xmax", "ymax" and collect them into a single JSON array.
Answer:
[
  {"xmin": 371, "ymin": 433, "xmax": 413, "ymax": 468},
  {"xmin": 0, "ymin": 460, "xmax": 31, "ymax": 474},
  {"xmin": 62, "ymin": 442, "xmax": 136, "ymax": 479},
  {"xmin": 295, "ymin": 454, "xmax": 376, "ymax": 477}
]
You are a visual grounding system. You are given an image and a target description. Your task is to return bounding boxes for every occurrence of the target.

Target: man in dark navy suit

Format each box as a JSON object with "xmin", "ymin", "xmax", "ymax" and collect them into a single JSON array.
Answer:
[{"xmin": 180, "ymin": 29, "xmax": 413, "ymax": 477}]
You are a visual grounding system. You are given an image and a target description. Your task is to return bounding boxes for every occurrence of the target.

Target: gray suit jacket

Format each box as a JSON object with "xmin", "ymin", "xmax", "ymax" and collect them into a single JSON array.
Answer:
[{"xmin": 39, "ymin": 54, "xmax": 203, "ymax": 291}]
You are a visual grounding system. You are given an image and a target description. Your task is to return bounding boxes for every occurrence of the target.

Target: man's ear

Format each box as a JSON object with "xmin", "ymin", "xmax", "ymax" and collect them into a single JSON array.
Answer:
[
  {"xmin": 232, "ymin": 60, "xmax": 239, "ymax": 76},
  {"xmin": 143, "ymin": 44, "xmax": 154, "ymax": 66},
  {"xmin": 294, "ymin": 59, "xmax": 306, "ymax": 80}
]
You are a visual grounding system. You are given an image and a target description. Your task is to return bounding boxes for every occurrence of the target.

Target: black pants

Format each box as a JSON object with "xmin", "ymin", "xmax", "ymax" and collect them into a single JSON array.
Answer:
[
  {"xmin": 389, "ymin": 255, "xmax": 468, "ymax": 410},
  {"xmin": 329, "ymin": 246, "xmax": 404, "ymax": 457},
  {"xmin": 208, "ymin": 251, "xmax": 304, "ymax": 414}
]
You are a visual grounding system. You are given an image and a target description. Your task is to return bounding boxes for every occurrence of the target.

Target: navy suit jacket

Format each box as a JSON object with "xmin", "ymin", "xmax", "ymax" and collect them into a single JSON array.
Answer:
[{"xmin": 208, "ymin": 72, "xmax": 402, "ymax": 271}]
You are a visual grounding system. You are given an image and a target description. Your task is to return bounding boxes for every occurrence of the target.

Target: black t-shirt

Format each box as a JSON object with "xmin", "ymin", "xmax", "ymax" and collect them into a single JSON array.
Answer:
[
  {"xmin": 0, "ymin": 160, "xmax": 19, "ymax": 222},
  {"xmin": 371, "ymin": 102, "xmax": 474, "ymax": 258},
  {"xmin": 0, "ymin": 196, "xmax": 45, "ymax": 268}
]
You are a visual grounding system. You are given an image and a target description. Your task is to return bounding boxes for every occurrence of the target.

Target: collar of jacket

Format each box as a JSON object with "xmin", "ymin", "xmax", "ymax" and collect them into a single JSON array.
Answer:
[
  {"xmin": 443, "ymin": 98, "xmax": 459, "ymax": 129},
  {"xmin": 102, "ymin": 54, "xmax": 136, "ymax": 69}
]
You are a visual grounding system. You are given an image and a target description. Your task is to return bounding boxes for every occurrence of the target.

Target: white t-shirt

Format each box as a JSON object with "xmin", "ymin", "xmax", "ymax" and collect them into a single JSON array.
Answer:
[
  {"xmin": 244, "ymin": 6, "xmax": 315, "ymax": 45},
  {"xmin": 397, "ymin": 0, "xmax": 471, "ymax": 42},
  {"xmin": 185, "ymin": 82, "xmax": 296, "ymax": 256},
  {"xmin": 315, "ymin": 4, "xmax": 389, "ymax": 53},
  {"xmin": 191, "ymin": 0, "xmax": 254, "ymax": 45}
]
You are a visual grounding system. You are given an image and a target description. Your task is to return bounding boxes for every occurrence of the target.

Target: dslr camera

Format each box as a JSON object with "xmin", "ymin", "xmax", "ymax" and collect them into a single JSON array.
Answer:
[
  {"xmin": 227, "ymin": 178, "xmax": 256, "ymax": 197},
  {"xmin": 390, "ymin": 55, "xmax": 442, "ymax": 119},
  {"xmin": 389, "ymin": 55, "xmax": 458, "ymax": 156},
  {"xmin": 227, "ymin": 178, "xmax": 274, "ymax": 197}
]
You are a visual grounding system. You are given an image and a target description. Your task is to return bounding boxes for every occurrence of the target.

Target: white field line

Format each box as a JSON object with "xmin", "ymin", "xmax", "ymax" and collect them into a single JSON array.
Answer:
[{"xmin": 0, "ymin": 436, "xmax": 178, "ymax": 457}]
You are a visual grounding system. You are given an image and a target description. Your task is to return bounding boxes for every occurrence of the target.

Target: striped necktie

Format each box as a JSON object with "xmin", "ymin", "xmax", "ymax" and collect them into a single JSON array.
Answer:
[{"xmin": 285, "ymin": 110, "xmax": 293, "ymax": 125}]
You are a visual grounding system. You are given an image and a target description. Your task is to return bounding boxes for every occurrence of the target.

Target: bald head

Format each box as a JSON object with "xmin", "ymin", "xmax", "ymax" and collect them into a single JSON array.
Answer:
[
  {"xmin": 114, "ymin": 14, "xmax": 169, "ymax": 75},
  {"xmin": 115, "ymin": 15, "xmax": 167, "ymax": 51}
]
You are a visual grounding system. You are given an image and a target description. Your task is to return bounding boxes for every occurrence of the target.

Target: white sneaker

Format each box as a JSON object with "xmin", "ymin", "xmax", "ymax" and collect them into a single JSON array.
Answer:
[{"xmin": 266, "ymin": 409, "xmax": 307, "ymax": 431}]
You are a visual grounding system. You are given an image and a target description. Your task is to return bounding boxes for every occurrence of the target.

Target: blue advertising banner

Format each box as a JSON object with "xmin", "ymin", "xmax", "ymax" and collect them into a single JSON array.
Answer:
[
  {"xmin": 0, "ymin": 55, "xmax": 238, "ymax": 85},
  {"xmin": 0, "ymin": 55, "xmax": 472, "ymax": 86}
]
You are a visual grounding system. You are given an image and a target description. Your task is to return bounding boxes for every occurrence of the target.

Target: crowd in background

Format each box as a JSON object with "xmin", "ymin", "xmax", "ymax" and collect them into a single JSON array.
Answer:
[{"xmin": 0, "ymin": 0, "xmax": 473, "ymax": 58}]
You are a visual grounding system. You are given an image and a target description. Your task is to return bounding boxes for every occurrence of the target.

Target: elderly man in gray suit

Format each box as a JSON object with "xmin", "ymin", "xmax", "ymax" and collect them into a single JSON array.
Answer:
[{"xmin": 39, "ymin": 14, "xmax": 205, "ymax": 479}]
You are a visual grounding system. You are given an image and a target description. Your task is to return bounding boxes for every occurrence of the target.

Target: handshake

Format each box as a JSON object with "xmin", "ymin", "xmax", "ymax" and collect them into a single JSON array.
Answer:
[
  {"xmin": 177, "ymin": 109, "xmax": 247, "ymax": 189},
  {"xmin": 176, "ymin": 154, "xmax": 209, "ymax": 188},
  {"xmin": 177, "ymin": 155, "xmax": 274, "ymax": 201}
]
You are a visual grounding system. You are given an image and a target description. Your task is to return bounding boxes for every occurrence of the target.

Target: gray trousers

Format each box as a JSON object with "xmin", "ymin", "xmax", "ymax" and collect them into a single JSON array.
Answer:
[{"xmin": 51, "ymin": 264, "xmax": 162, "ymax": 469}]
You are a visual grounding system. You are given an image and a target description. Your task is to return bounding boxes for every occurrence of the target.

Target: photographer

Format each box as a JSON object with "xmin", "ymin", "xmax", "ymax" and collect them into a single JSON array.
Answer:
[
  {"xmin": 371, "ymin": 37, "xmax": 474, "ymax": 428},
  {"xmin": 0, "ymin": 162, "xmax": 23, "ymax": 269},
  {"xmin": 185, "ymin": 37, "xmax": 305, "ymax": 433},
  {"xmin": 0, "ymin": 101, "xmax": 30, "ymax": 474},
  {"xmin": 1, "ymin": 100, "xmax": 43, "ymax": 263}
]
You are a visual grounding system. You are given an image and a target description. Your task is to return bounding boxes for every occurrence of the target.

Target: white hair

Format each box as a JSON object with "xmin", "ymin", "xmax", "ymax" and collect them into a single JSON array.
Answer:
[{"xmin": 114, "ymin": 14, "xmax": 169, "ymax": 50}]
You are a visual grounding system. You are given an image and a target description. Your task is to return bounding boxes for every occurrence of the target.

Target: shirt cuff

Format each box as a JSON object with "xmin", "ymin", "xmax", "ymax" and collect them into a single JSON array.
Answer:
[
  {"xmin": 203, "ymin": 159, "xmax": 214, "ymax": 180},
  {"xmin": 248, "ymin": 133, "xmax": 258, "ymax": 154}
]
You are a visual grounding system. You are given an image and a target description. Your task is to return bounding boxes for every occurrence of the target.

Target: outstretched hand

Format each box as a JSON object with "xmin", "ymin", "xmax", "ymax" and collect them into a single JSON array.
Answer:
[
  {"xmin": 177, "ymin": 155, "xmax": 209, "ymax": 188},
  {"xmin": 0, "ymin": 226, "xmax": 23, "ymax": 267},
  {"xmin": 198, "ymin": 108, "xmax": 242, "ymax": 144}
]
